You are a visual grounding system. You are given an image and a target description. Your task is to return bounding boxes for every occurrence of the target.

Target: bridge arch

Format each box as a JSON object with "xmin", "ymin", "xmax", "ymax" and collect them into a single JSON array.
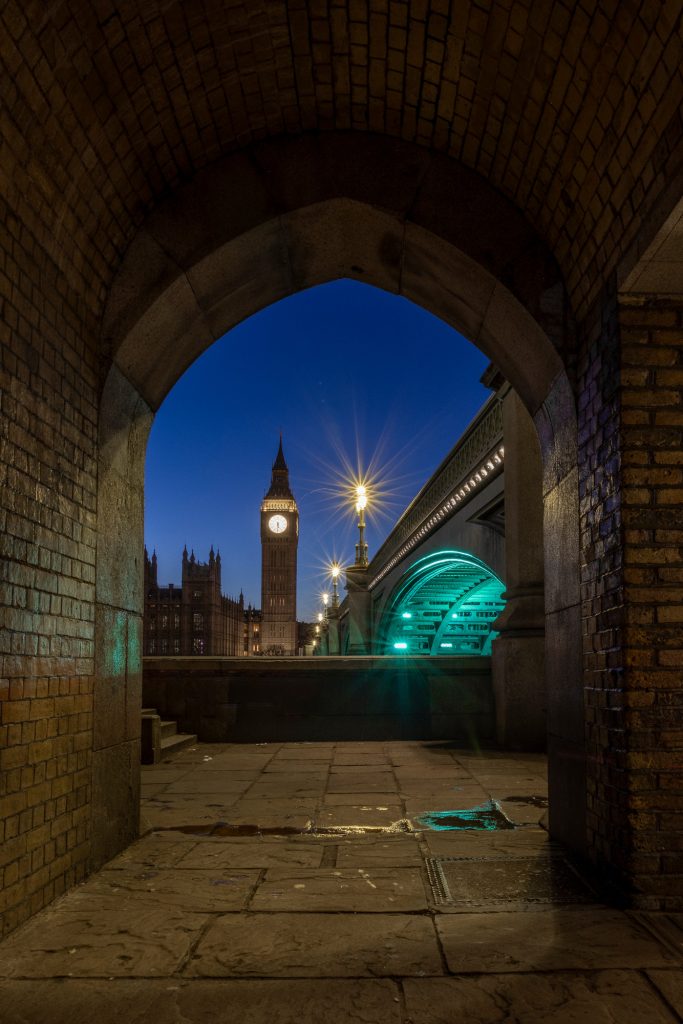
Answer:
[{"xmin": 377, "ymin": 551, "xmax": 505, "ymax": 657}]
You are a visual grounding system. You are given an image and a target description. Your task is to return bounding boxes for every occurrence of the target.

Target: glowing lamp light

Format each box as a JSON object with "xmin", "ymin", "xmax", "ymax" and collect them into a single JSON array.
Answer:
[
  {"xmin": 393, "ymin": 642, "xmax": 408, "ymax": 650},
  {"xmin": 401, "ymin": 612, "xmax": 412, "ymax": 619},
  {"xmin": 322, "ymin": 592, "xmax": 329, "ymax": 607},
  {"xmin": 355, "ymin": 484, "xmax": 368, "ymax": 511},
  {"xmin": 440, "ymin": 642, "xmax": 453, "ymax": 648},
  {"xmin": 452, "ymin": 612, "xmax": 458, "ymax": 618},
  {"xmin": 331, "ymin": 564, "xmax": 340, "ymax": 579},
  {"xmin": 317, "ymin": 613, "xmax": 323, "ymax": 623}
]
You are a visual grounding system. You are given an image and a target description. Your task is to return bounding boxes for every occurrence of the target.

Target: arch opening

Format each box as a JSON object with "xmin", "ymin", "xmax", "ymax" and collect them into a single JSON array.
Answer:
[{"xmin": 97, "ymin": 134, "xmax": 583, "ymax": 872}]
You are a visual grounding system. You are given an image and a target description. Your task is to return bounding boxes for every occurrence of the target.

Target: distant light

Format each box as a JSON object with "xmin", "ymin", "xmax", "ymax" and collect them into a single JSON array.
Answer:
[
  {"xmin": 317, "ymin": 612, "xmax": 323, "ymax": 622},
  {"xmin": 393, "ymin": 642, "xmax": 408, "ymax": 650},
  {"xmin": 401, "ymin": 612, "xmax": 412, "ymax": 619},
  {"xmin": 322, "ymin": 593, "xmax": 329, "ymax": 606},
  {"xmin": 331, "ymin": 564, "xmax": 340, "ymax": 579},
  {"xmin": 355, "ymin": 484, "xmax": 367, "ymax": 511},
  {"xmin": 451, "ymin": 613, "xmax": 458, "ymax": 618},
  {"xmin": 440, "ymin": 642, "xmax": 453, "ymax": 648}
]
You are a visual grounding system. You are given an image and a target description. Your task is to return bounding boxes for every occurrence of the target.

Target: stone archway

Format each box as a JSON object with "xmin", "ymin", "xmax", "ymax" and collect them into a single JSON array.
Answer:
[{"xmin": 95, "ymin": 133, "xmax": 582, "ymax": 872}]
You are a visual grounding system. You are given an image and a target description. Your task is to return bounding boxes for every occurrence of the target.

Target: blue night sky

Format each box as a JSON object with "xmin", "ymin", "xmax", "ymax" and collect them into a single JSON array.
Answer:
[{"xmin": 144, "ymin": 280, "xmax": 490, "ymax": 621}]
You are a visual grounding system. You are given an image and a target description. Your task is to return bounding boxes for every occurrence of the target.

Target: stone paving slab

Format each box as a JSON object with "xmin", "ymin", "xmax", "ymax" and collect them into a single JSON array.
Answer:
[
  {"xmin": 251, "ymin": 867, "xmax": 428, "ymax": 912},
  {"xmin": 187, "ymin": 912, "xmax": 442, "ymax": 977},
  {"xmin": 436, "ymin": 909, "xmax": 678, "ymax": 972},
  {"xmin": 402, "ymin": 972, "xmax": 679, "ymax": 1023},
  {"xmin": 141, "ymin": 798, "xmax": 241, "ymax": 828},
  {"xmin": 327, "ymin": 774, "xmax": 401, "ymax": 793},
  {"xmin": 0, "ymin": 905, "xmax": 208, "ymax": 978},
  {"xmin": 334, "ymin": 837, "xmax": 424, "ymax": 867},
  {"xmin": 224, "ymin": 799, "xmax": 316, "ymax": 828},
  {"xmin": 106, "ymin": 836, "xmax": 199, "ymax": 869},
  {"xmin": 421, "ymin": 828, "xmax": 550, "ymax": 857},
  {"xmin": 321, "ymin": 791, "xmax": 400, "ymax": 805},
  {"xmin": 162, "ymin": 773, "xmax": 256, "ymax": 793},
  {"xmin": 175, "ymin": 838, "xmax": 325, "ymax": 869},
  {"xmin": 62, "ymin": 867, "xmax": 260, "ymax": 913},
  {"xmin": 647, "ymin": 969, "xmax": 683, "ymax": 1017},
  {"xmin": 315, "ymin": 804, "xmax": 404, "ymax": 827},
  {"xmin": 0, "ymin": 979, "xmax": 402, "ymax": 1024}
]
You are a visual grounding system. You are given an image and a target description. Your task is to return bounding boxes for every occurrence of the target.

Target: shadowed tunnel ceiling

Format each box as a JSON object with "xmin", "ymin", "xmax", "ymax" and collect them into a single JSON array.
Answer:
[{"xmin": 2, "ymin": 0, "xmax": 681, "ymax": 333}]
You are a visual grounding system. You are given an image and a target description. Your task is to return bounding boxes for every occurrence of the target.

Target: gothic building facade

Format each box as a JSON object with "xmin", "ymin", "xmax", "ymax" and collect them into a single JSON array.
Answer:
[
  {"xmin": 143, "ymin": 438, "xmax": 304, "ymax": 658},
  {"xmin": 143, "ymin": 546, "xmax": 256, "ymax": 656}
]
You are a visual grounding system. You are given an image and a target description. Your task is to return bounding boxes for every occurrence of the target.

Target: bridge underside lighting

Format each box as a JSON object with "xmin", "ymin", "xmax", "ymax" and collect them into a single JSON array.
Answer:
[{"xmin": 382, "ymin": 550, "xmax": 505, "ymax": 657}]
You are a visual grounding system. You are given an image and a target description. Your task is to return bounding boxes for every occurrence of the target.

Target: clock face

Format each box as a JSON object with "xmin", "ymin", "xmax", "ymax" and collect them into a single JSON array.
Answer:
[{"xmin": 268, "ymin": 514, "xmax": 287, "ymax": 534}]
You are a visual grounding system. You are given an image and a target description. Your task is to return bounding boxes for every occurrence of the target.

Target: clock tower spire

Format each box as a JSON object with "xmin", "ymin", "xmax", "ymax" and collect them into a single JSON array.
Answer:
[{"xmin": 260, "ymin": 436, "xmax": 299, "ymax": 655}]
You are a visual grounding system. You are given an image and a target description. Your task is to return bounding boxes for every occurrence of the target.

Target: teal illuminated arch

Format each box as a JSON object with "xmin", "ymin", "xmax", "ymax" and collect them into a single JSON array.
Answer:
[{"xmin": 378, "ymin": 550, "xmax": 505, "ymax": 656}]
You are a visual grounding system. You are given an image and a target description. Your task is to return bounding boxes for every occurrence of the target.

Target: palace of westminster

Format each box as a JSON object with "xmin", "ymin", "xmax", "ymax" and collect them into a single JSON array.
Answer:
[{"xmin": 143, "ymin": 438, "xmax": 306, "ymax": 658}]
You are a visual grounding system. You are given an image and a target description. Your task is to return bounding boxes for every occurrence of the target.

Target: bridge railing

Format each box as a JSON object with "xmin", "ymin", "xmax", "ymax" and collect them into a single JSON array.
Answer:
[{"xmin": 367, "ymin": 391, "xmax": 505, "ymax": 590}]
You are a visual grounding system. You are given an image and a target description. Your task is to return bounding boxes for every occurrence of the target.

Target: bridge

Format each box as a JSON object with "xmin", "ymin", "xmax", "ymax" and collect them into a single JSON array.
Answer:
[{"xmin": 326, "ymin": 376, "xmax": 546, "ymax": 749}]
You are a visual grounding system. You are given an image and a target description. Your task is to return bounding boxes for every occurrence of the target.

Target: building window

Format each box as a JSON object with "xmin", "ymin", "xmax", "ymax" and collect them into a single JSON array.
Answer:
[
  {"xmin": 193, "ymin": 612, "xmax": 203, "ymax": 629},
  {"xmin": 149, "ymin": 640, "xmax": 156, "ymax": 654},
  {"xmin": 161, "ymin": 639, "xmax": 168, "ymax": 654},
  {"xmin": 193, "ymin": 591, "xmax": 201, "ymax": 599},
  {"xmin": 193, "ymin": 638, "xmax": 205, "ymax": 654},
  {"xmin": 161, "ymin": 615, "xmax": 168, "ymax": 629},
  {"xmin": 149, "ymin": 621, "xmax": 156, "ymax": 632},
  {"xmin": 173, "ymin": 639, "xmax": 180, "ymax": 654},
  {"xmin": 174, "ymin": 615, "xmax": 180, "ymax": 629}
]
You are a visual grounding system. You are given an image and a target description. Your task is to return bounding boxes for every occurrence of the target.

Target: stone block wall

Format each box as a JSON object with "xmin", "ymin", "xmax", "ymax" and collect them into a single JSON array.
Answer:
[{"xmin": 142, "ymin": 656, "xmax": 495, "ymax": 746}]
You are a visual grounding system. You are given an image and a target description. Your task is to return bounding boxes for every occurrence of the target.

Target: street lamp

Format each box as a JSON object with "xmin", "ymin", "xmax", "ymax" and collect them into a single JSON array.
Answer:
[
  {"xmin": 322, "ymin": 592, "xmax": 329, "ymax": 615},
  {"xmin": 355, "ymin": 485, "xmax": 368, "ymax": 566},
  {"xmin": 331, "ymin": 563, "xmax": 341, "ymax": 608}
]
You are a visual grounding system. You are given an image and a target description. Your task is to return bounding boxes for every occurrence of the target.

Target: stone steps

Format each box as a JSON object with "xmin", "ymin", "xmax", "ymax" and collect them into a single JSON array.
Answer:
[{"xmin": 141, "ymin": 707, "xmax": 197, "ymax": 764}]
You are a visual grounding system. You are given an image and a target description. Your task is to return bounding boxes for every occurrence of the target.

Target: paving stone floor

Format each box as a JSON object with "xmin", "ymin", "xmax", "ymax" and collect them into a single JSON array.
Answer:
[{"xmin": 1, "ymin": 740, "xmax": 682, "ymax": 1022}]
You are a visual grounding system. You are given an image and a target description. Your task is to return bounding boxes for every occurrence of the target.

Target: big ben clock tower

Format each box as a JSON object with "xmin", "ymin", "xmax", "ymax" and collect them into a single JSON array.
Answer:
[{"xmin": 260, "ymin": 437, "xmax": 299, "ymax": 655}]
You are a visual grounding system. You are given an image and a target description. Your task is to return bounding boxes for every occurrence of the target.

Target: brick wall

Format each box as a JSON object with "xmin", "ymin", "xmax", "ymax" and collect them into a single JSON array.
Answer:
[
  {"xmin": 0, "ymin": 208, "xmax": 99, "ymax": 935},
  {"xmin": 580, "ymin": 292, "xmax": 683, "ymax": 908},
  {"xmin": 620, "ymin": 298, "xmax": 683, "ymax": 908}
]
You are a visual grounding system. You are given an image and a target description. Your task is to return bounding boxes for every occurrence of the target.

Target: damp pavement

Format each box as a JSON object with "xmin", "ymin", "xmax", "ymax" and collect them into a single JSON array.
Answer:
[{"xmin": 1, "ymin": 740, "xmax": 682, "ymax": 1023}]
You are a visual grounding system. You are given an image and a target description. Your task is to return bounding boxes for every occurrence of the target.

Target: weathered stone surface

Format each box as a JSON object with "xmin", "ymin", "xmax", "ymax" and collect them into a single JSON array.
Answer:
[
  {"xmin": 0, "ymin": 906, "xmax": 208, "ymax": 977},
  {"xmin": 316, "ymin": 804, "xmax": 404, "ymax": 827},
  {"xmin": 176, "ymin": 838, "xmax": 325, "ymax": 869},
  {"xmin": 251, "ymin": 867, "xmax": 428, "ymax": 912},
  {"xmin": 0, "ymin": 979, "xmax": 402, "ymax": 1024},
  {"xmin": 403, "ymin": 973, "xmax": 678, "ymax": 1023},
  {"xmin": 335, "ymin": 838, "xmax": 424, "ymax": 867},
  {"xmin": 64, "ymin": 867, "xmax": 260, "ymax": 913},
  {"xmin": 647, "ymin": 970, "xmax": 683, "ymax": 1017},
  {"xmin": 188, "ymin": 912, "xmax": 442, "ymax": 977},
  {"xmin": 437, "ymin": 910, "xmax": 678, "ymax": 972},
  {"xmin": 422, "ymin": 828, "xmax": 549, "ymax": 857},
  {"xmin": 106, "ymin": 836, "xmax": 198, "ymax": 869}
]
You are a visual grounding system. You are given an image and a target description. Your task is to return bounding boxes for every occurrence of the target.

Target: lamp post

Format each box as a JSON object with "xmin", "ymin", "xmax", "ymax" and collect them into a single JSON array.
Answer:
[
  {"xmin": 322, "ymin": 592, "xmax": 329, "ymax": 617},
  {"xmin": 331, "ymin": 563, "xmax": 341, "ymax": 609},
  {"xmin": 354, "ymin": 485, "xmax": 368, "ymax": 566}
]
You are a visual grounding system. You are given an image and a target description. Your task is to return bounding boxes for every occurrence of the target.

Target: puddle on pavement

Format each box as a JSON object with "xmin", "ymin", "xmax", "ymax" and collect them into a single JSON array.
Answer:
[
  {"xmin": 502, "ymin": 795, "xmax": 548, "ymax": 808},
  {"xmin": 159, "ymin": 819, "xmax": 414, "ymax": 838},
  {"xmin": 413, "ymin": 799, "xmax": 515, "ymax": 831}
]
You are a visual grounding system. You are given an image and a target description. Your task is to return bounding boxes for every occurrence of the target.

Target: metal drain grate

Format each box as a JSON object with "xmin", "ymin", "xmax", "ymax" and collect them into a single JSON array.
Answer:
[{"xmin": 425, "ymin": 855, "xmax": 596, "ymax": 907}]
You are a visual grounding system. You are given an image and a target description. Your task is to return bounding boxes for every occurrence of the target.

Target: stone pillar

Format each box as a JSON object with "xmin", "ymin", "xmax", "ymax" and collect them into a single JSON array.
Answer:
[
  {"xmin": 492, "ymin": 388, "xmax": 546, "ymax": 749},
  {"xmin": 319, "ymin": 620, "xmax": 329, "ymax": 656},
  {"xmin": 327, "ymin": 607, "xmax": 341, "ymax": 655},
  {"xmin": 344, "ymin": 566, "xmax": 371, "ymax": 654}
]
